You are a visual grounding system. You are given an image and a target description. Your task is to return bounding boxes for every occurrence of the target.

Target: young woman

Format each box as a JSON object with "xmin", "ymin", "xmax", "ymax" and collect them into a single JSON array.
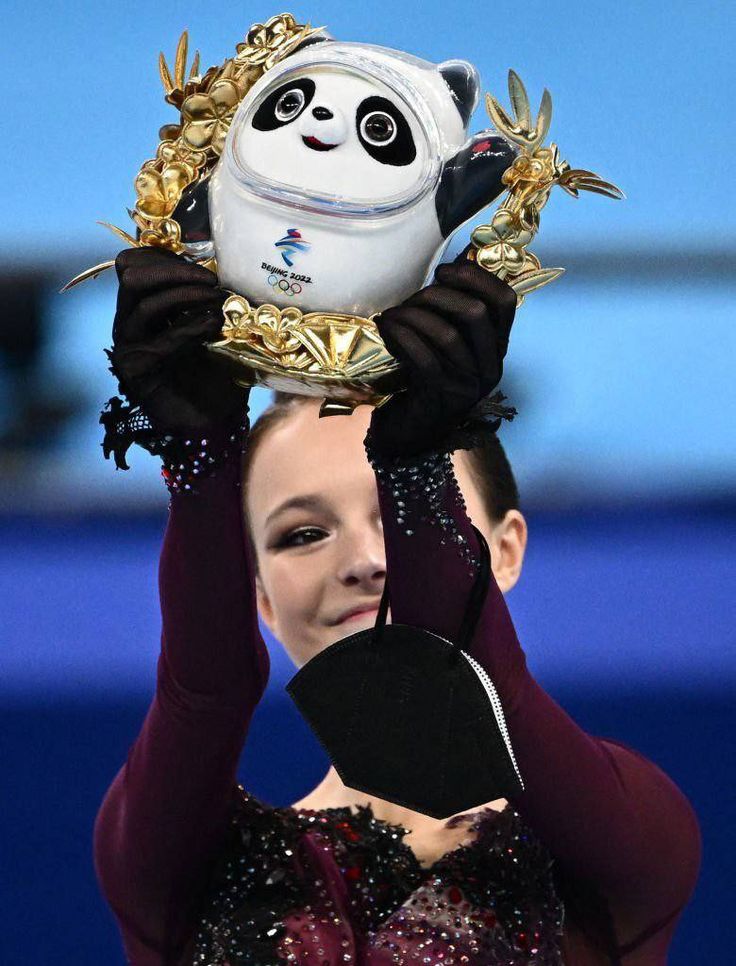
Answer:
[{"xmin": 94, "ymin": 247, "xmax": 701, "ymax": 965}]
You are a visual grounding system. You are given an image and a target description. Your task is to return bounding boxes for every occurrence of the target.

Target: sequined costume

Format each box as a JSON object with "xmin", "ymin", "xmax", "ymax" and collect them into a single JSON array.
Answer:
[{"xmin": 93, "ymin": 447, "xmax": 702, "ymax": 965}]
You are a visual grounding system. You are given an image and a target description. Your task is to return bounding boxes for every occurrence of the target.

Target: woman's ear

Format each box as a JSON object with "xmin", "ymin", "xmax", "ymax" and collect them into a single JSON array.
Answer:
[
  {"xmin": 489, "ymin": 509, "xmax": 527, "ymax": 592},
  {"xmin": 255, "ymin": 573, "xmax": 277, "ymax": 637}
]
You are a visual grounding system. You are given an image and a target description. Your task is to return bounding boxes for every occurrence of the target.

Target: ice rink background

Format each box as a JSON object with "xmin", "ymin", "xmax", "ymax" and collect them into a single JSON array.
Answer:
[{"xmin": 1, "ymin": 1, "xmax": 733, "ymax": 961}]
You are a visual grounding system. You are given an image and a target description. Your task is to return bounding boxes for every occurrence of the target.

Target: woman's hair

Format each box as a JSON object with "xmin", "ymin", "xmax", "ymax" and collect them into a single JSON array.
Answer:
[{"xmin": 241, "ymin": 391, "xmax": 519, "ymax": 546}]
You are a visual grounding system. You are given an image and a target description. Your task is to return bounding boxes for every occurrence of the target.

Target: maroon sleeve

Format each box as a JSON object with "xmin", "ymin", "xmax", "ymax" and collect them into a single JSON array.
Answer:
[
  {"xmin": 374, "ymin": 457, "xmax": 702, "ymax": 954},
  {"xmin": 92, "ymin": 450, "xmax": 270, "ymax": 964}
]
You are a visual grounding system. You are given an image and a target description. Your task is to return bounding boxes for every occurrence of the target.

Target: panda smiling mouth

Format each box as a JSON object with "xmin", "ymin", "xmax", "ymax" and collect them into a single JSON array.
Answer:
[{"xmin": 302, "ymin": 135, "xmax": 338, "ymax": 152}]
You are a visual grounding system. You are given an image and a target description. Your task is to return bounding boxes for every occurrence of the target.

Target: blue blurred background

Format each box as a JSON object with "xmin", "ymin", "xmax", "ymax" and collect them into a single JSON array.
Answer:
[{"xmin": 1, "ymin": 0, "xmax": 733, "ymax": 961}]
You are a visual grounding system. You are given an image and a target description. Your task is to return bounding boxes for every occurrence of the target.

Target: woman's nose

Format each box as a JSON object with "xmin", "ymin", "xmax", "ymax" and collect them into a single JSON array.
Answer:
[{"xmin": 336, "ymin": 528, "xmax": 386, "ymax": 585}]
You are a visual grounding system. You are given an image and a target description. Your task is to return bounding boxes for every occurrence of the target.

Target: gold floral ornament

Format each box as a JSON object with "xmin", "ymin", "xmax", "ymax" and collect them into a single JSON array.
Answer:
[
  {"xmin": 135, "ymin": 162, "xmax": 193, "ymax": 220},
  {"xmin": 468, "ymin": 70, "xmax": 624, "ymax": 306},
  {"xmin": 209, "ymin": 296, "xmax": 399, "ymax": 412},
  {"xmin": 235, "ymin": 13, "xmax": 322, "ymax": 70},
  {"xmin": 181, "ymin": 75, "xmax": 248, "ymax": 156},
  {"xmin": 61, "ymin": 13, "xmax": 322, "ymax": 293},
  {"xmin": 221, "ymin": 296, "xmax": 305, "ymax": 360}
]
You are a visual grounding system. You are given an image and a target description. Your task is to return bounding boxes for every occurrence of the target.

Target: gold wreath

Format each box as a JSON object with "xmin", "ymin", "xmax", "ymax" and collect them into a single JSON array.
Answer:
[
  {"xmin": 62, "ymin": 16, "xmax": 623, "ymax": 414},
  {"xmin": 467, "ymin": 70, "xmax": 624, "ymax": 307}
]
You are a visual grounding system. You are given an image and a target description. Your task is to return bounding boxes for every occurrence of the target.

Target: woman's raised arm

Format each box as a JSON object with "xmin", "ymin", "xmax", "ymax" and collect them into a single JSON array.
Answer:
[
  {"xmin": 372, "ymin": 458, "xmax": 701, "ymax": 958},
  {"xmin": 94, "ymin": 448, "xmax": 269, "ymax": 964},
  {"xmin": 92, "ymin": 248, "xmax": 269, "ymax": 964},
  {"xmin": 366, "ymin": 249, "xmax": 702, "ymax": 959}
]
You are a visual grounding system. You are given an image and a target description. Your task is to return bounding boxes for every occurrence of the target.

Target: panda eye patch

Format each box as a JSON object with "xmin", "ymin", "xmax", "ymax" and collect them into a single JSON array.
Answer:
[
  {"xmin": 253, "ymin": 78, "xmax": 315, "ymax": 130},
  {"xmin": 356, "ymin": 96, "xmax": 416, "ymax": 166}
]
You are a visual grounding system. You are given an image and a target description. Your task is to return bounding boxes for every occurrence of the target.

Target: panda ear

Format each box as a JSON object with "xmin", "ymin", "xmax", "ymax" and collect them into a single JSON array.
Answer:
[
  {"xmin": 435, "ymin": 132, "xmax": 517, "ymax": 238},
  {"xmin": 438, "ymin": 60, "xmax": 479, "ymax": 127}
]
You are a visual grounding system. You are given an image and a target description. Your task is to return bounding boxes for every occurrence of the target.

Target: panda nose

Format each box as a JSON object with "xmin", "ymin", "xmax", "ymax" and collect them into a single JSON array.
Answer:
[{"xmin": 312, "ymin": 106, "xmax": 334, "ymax": 121}]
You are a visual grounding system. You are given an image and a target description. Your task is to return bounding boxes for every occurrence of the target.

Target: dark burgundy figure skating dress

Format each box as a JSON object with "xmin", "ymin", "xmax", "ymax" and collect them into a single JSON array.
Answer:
[{"xmin": 93, "ymin": 448, "xmax": 702, "ymax": 964}]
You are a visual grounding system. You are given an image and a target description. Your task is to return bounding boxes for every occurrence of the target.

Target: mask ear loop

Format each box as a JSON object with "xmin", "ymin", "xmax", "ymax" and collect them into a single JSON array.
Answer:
[
  {"xmin": 370, "ymin": 569, "xmax": 392, "ymax": 649},
  {"xmin": 370, "ymin": 524, "xmax": 491, "ymax": 659}
]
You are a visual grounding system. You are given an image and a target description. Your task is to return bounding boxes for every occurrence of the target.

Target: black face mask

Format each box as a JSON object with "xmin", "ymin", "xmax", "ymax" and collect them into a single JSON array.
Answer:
[{"xmin": 286, "ymin": 524, "xmax": 524, "ymax": 819}]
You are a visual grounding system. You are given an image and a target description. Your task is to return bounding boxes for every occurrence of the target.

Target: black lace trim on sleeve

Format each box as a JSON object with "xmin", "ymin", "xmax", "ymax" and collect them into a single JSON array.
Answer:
[
  {"xmin": 99, "ymin": 394, "xmax": 248, "ymax": 496},
  {"xmin": 430, "ymin": 390, "xmax": 517, "ymax": 455}
]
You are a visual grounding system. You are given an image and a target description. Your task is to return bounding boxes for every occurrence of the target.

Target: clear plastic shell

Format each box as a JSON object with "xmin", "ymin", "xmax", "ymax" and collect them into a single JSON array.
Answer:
[{"xmin": 224, "ymin": 47, "xmax": 447, "ymax": 220}]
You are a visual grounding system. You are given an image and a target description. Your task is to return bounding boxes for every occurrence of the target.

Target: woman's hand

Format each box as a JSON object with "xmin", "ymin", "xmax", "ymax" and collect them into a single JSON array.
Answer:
[
  {"xmin": 108, "ymin": 247, "xmax": 249, "ymax": 437},
  {"xmin": 367, "ymin": 247, "xmax": 517, "ymax": 459}
]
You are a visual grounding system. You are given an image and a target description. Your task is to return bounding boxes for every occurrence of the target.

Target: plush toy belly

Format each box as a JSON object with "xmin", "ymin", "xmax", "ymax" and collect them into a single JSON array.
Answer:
[{"xmin": 209, "ymin": 161, "xmax": 446, "ymax": 317}]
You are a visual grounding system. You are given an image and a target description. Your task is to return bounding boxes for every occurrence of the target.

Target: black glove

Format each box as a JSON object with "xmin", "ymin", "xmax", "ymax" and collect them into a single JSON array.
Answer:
[
  {"xmin": 100, "ymin": 247, "xmax": 250, "ymax": 492},
  {"xmin": 367, "ymin": 246, "xmax": 517, "ymax": 460},
  {"xmin": 108, "ymin": 246, "xmax": 249, "ymax": 437}
]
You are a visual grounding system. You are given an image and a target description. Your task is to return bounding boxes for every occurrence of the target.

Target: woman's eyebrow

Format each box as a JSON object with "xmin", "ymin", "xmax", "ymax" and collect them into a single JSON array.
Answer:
[{"xmin": 265, "ymin": 494, "xmax": 327, "ymax": 527}]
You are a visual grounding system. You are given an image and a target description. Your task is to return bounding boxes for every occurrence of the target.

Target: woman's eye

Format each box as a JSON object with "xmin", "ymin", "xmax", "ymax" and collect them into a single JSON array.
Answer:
[
  {"xmin": 278, "ymin": 527, "xmax": 326, "ymax": 548},
  {"xmin": 275, "ymin": 88, "xmax": 306, "ymax": 122},
  {"xmin": 360, "ymin": 111, "xmax": 396, "ymax": 145}
]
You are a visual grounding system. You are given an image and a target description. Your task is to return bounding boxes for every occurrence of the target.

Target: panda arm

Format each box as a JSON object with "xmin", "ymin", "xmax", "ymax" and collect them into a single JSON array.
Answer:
[
  {"xmin": 93, "ymin": 450, "xmax": 270, "ymax": 961},
  {"xmin": 373, "ymin": 459, "xmax": 702, "ymax": 951}
]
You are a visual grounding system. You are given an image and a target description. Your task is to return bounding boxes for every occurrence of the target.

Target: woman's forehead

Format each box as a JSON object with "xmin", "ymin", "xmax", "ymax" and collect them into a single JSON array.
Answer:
[{"xmin": 247, "ymin": 402, "xmax": 375, "ymax": 515}]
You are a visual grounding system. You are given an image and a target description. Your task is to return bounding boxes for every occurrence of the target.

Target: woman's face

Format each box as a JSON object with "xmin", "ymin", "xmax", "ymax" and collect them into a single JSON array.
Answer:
[{"xmin": 246, "ymin": 398, "xmax": 526, "ymax": 668}]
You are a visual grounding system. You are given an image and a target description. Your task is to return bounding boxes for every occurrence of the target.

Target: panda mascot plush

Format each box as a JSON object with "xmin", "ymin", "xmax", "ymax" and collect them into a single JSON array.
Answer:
[{"xmin": 174, "ymin": 33, "xmax": 518, "ymax": 318}]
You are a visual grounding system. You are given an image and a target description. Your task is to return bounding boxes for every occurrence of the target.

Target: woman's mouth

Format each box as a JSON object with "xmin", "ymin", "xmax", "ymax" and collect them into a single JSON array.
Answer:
[
  {"xmin": 344, "ymin": 608, "xmax": 378, "ymax": 623},
  {"xmin": 302, "ymin": 135, "xmax": 338, "ymax": 152},
  {"xmin": 335, "ymin": 607, "xmax": 379, "ymax": 625}
]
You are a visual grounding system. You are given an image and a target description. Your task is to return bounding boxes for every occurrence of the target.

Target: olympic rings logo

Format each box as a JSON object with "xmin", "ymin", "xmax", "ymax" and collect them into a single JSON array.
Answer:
[{"xmin": 267, "ymin": 274, "xmax": 302, "ymax": 297}]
